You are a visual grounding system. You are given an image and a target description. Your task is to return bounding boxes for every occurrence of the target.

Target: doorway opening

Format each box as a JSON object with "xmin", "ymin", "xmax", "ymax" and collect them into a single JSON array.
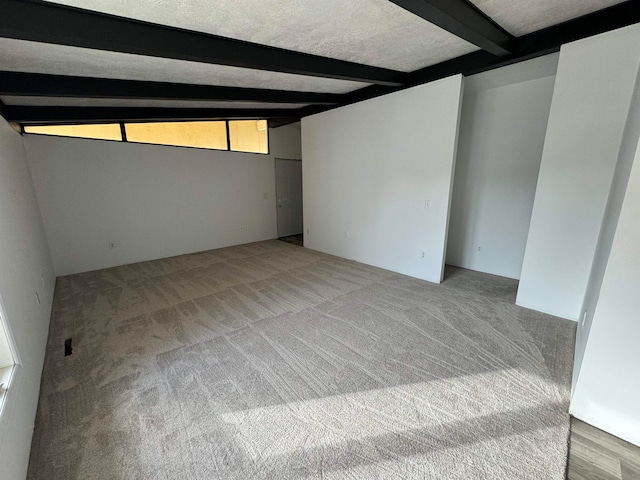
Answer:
[{"xmin": 275, "ymin": 158, "xmax": 303, "ymax": 246}]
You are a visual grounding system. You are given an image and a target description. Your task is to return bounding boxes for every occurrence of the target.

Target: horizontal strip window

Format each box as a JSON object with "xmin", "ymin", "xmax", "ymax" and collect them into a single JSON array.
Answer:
[{"xmin": 23, "ymin": 120, "xmax": 270, "ymax": 154}]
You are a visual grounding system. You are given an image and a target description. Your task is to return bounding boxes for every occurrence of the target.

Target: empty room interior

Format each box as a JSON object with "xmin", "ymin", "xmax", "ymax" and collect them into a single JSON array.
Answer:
[{"xmin": 1, "ymin": 0, "xmax": 640, "ymax": 479}]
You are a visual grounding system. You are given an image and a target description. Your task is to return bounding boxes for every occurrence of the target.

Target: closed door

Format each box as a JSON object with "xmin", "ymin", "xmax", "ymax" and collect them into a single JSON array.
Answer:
[{"xmin": 275, "ymin": 159, "xmax": 303, "ymax": 237}]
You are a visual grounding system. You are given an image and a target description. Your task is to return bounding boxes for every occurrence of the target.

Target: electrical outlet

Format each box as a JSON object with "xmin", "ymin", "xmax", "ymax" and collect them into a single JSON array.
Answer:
[
  {"xmin": 424, "ymin": 200, "xmax": 431, "ymax": 209},
  {"xmin": 420, "ymin": 251, "xmax": 425, "ymax": 259},
  {"xmin": 108, "ymin": 241, "xmax": 115, "ymax": 249},
  {"xmin": 477, "ymin": 246, "xmax": 482, "ymax": 253}
]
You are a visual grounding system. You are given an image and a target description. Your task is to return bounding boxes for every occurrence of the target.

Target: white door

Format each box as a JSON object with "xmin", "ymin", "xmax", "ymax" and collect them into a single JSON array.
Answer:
[{"xmin": 275, "ymin": 159, "xmax": 303, "ymax": 237}]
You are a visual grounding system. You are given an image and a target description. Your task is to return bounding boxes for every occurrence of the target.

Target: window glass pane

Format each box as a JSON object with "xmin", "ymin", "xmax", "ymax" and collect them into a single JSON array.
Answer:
[
  {"xmin": 24, "ymin": 124, "xmax": 122, "ymax": 141},
  {"xmin": 229, "ymin": 120, "xmax": 268, "ymax": 154},
  {"xmin": 125, "ymin": 121, "xmax": 228, "ymax": 150}
]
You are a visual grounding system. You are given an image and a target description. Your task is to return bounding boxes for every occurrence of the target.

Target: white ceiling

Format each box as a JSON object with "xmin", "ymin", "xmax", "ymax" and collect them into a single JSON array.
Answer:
[
  {"xmin": 0, "ymin": 38, "xmax": 365, "ymax": 94},
  {"xmin": 0, "ymin": 96, "xmax": 309, "ymax": 109},
  {"xmin": 42, "ymin": 0, "xmax": 478, "ymax": 72},
  {"xmin": 470, "ymin": 0, "xmax": 627, "ymax": 36}
]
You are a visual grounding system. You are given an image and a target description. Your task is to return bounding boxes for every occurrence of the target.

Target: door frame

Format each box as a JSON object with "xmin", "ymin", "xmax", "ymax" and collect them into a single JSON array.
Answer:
[{"xmin": 274, "ymin": 157, "xmax": 302, "ymax": 238}]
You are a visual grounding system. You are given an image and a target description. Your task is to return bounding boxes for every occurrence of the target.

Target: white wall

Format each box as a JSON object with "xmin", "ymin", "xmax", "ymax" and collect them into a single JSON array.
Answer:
[
  {"xmin": 302, "ymin": 75, "xmax": 464, "ymax": 283},
  {"xmin": 517, "ymin": 24, "xmax": 640, "ymax": 320},
  {"xmin": 447, "ymin": 54, "xmax": 557, "ymax": 279},
  {"xmin": 270, "ymin": 122, "xmax": 302, "ymax": 159},
  {"xmin": 25, "ymin": 126, "xmax": 300, "ymax": 276},
  {"xmin": 573, "ymin": 62, "xmax": 640, "ymax": 391},
  {"xmin": 0, "ymin": 119, "xmax": 56, "ymax": 480},
  {"xmin": 570, "ymin": 109, "xmax": 640, "ymax": 446}
]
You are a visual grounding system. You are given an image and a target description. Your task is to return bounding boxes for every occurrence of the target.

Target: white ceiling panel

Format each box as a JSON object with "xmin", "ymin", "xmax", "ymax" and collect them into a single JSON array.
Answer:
[
  {"xmin": 470, "ymin": 0, "xmax": 627, "ymax": 36},
  {"xmin": 1, "ymin": 96, "xmax": 309, "ymax": 109},
  {"xmin": 43, "ymin": 0, "xmax": 478, "ymax": 72},
  {"xmin": 0, "ymin": 38, "xmax": 364, "ymax": 94}
]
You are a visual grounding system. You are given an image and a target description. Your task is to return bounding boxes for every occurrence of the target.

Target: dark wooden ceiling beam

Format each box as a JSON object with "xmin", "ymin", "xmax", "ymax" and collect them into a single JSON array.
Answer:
[
  {"xmin": 0, "ymin": 71, "xmax": 343, "ymax": 105},
  {"xmin": 389, "ymin": 0, "xmax": 514, "ymax": 56},
  {"xmin": 6, "ymin": 106, "xmax": 300, "ymax": 124},
  {"xmin": 0, "ymin": 0, "xmax": 407, "ymax": 87}
]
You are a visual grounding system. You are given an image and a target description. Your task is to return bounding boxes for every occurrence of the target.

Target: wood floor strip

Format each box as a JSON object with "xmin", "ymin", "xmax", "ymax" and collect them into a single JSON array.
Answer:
[
  {"xmin": 620, "ymin": 459, "xmax": 640, "ymax": 480},
  {"xmin": 568, "ymin": 418, "xmax": 640, "ymax": 480}
]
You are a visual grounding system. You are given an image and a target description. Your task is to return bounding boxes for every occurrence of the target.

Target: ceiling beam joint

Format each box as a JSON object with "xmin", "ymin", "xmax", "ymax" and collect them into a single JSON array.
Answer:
[{"xmin": 389, "ymin": 0, "xmax": 515, "ymax": 56}]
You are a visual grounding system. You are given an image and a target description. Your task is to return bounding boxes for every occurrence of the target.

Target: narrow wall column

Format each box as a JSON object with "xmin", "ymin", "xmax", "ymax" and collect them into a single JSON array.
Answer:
[
  {"xmin": 516, "ymin": 24, "xmax": 640, "ymax": 320},
  {"xmin": 570, "ymin": 115, "xmax": 640, "ymax": 447}
]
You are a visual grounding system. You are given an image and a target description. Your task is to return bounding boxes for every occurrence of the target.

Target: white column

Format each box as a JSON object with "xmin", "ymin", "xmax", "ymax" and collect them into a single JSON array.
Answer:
[{"xmin": 517, "ymin": 24, "xmax": 640, "ymax": 320}]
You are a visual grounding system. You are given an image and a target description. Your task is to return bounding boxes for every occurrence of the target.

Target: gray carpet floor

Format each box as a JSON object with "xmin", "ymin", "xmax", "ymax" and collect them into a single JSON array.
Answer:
[{"xmin": 28, "ymin": 240, "xmax": 576, "ymax": 479}]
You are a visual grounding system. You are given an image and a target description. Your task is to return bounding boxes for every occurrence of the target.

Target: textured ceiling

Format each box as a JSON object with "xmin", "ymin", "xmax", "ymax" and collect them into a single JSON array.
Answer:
[
  {"xmin": 470, "ymin": 0, "xmax": 627, "ymax": 36},
  {"xmin": 0, "ymin": 96, "xmax": 308, "ymax": 109},
  {"xmin": 43, "ymin": 0, "xmax": 478, "ymax": 72},
  {"xmin": 0, "ymin": 38, "xmax": 364, "ymax": 94}
]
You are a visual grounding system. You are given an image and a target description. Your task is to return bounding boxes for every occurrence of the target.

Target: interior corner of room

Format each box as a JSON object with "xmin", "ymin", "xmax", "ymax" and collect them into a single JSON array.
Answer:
[{"xmin": 1, "ymin": 1, "xmax": 640, "ymax": 479}]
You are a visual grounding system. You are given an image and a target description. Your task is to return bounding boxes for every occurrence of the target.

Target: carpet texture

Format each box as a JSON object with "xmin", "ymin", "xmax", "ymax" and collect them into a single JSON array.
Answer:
[{"xmin": 27, "ymin": 240, "xmax": 576, "ymax": 479}]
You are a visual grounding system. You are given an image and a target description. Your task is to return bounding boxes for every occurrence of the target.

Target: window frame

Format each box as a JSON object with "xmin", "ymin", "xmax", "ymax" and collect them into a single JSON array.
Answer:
[
  {"xmin": 22, "ymin": 120, "xmax": 271, "ymax": 155},
  {"xmin": 228, "ymin": 119, "xmax": 270, "ymax": 154},
  {"xmin": 0, "ymin": 292, "xmax": 19, "ymax": 417},
  {"xmin": 23, "ymin": 122, "xmax": 125, "ymax": 142}
]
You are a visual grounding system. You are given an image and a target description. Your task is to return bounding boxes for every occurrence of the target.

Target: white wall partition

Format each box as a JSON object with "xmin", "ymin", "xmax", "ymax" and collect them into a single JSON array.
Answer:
[
  {"xmin": 517, "ymin": 24, "xmax": 640, "ymax": 320},
  {"xmin": 570, "ymin": 120, "xmax": 640, "ymax": 447},
  {"xmin": 0, "ymin": 119, "xmax": 56, "ymax": 480},
  {"xmin": 572, "ymin": 62, "xmax": 640, "ymax": 391},
  {"xmin": 25, "ymin": 126, "xmax": 300, "ymax": 276},
  {"xmin": 302, "ymin": 75, "xmax": 464, "ymax": 283},
  {"xmin": 269, "ymin": 122, "xmax": 302, "ymax": 159},
  {"xmin": 447, "ymin": 54, "xmax": 557, "ymax": 279}
]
